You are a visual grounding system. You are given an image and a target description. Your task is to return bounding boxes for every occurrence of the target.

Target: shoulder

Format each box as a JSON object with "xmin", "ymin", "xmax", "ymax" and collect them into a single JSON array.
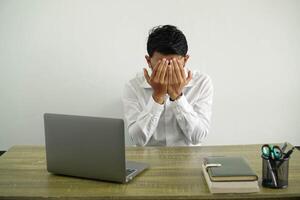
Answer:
[
  {"xmin": 126, "ymin": 72, "xmax": 146, "ymax": 89},
  {"xmin": 124, "ymin": 72, "xmax": 147, "ymax": 97},
  {"xmin": 188, "ymin": 70, "xmax": 213, "ymax": 99},
  {"xmin": 190, "ymin": 70, "xmax": 213, "ymax": 89}
]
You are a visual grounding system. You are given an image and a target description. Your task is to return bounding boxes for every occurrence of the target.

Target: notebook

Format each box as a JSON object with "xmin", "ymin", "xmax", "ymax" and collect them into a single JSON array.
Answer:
[
  {"xmin": 203, "ymin": 156, "xmax": 258, "ymax": 181},
  {"xmin": 202, "ymin": 156, "xmax": 259, "ymax": 193}
]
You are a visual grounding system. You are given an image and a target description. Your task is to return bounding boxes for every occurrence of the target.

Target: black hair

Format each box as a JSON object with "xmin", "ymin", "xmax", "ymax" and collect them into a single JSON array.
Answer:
[{"xmin": 147, "ymin": 25, "xmax": 188, "ymax": 57}]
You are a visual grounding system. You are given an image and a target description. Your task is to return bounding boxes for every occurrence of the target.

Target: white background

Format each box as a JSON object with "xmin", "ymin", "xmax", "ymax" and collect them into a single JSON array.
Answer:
[{"xmin": 1, "ymin": 0, "xmax": 299, "ymax": 150}]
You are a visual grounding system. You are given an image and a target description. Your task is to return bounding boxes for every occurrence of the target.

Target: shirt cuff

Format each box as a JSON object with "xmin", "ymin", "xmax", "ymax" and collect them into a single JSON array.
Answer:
[
  {"xmin": 170, "ymin": 94, "xmax": 193, "ymax": 114},
  {"xmin": 146, "ymin": 96, "xmax": 164, "ymax": 116}
]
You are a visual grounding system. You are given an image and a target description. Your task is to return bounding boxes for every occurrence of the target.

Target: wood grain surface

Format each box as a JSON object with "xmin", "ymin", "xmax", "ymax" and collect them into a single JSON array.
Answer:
[{"xmin": 0, "ymin": 144, "xmax": 299, "ymax": 200}]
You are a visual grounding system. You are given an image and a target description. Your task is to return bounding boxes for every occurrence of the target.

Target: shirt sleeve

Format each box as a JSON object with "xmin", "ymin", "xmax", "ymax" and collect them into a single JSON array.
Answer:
[
  {"xmin": 122, "ymin": 83, "xmax": 164, "ymax": 146},
  {"xmin": 170, "ymin": 76, "xmax": 213, "ymax": 145}
]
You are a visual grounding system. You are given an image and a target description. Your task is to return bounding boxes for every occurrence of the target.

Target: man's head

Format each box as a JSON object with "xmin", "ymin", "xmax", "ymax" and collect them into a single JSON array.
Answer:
[{"xmin": 145, "ymin": 25, "xmax": 189, "ymax": 70}]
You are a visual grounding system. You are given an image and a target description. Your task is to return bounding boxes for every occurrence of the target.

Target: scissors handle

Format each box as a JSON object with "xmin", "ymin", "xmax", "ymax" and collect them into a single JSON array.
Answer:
[
  {"xmin": 272, "ymin": 145, "xmax": 283, "ymax": 160},
  {"xmin": 261, "ymin": 144, "xmax": 282, "ymax": 160}
]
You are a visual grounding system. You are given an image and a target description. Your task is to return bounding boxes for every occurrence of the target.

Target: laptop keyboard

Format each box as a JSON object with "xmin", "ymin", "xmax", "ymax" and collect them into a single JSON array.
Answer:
[{"xmin": 126, "ymin": 168, "xmax": 137, "ymax": 176}]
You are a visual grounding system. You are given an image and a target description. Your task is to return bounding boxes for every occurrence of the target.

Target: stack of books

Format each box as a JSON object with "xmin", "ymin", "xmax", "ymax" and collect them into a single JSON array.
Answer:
[{"xmin": 202, "ymin": 156, "xmax": 259, "ymax": 193}]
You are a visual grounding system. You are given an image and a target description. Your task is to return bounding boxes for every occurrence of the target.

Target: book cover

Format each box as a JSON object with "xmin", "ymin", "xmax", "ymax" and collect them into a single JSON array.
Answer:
[
  {"xmin": 203, "ymin": 156, "xmax": 258, "ymax": 182},
  {"xmin": 202, "ymin": 163, "xmax": 259, "ymax": 193}
]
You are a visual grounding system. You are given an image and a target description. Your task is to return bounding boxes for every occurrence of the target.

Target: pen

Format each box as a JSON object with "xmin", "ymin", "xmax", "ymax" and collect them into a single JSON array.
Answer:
[
  {"xmin": 266, "ymin": 159, "xmax": 277, "ymax": 187},
  {"xmin": 277, "ymin": 147, "xmax": 295, "ymax": 169},
  {"xmin": 281, "ymin": 142, "xmax": 288, "ymax": 153},
  {"xmin": 283, "ymin": 147, "xmax": 295, "ymax": 159}
]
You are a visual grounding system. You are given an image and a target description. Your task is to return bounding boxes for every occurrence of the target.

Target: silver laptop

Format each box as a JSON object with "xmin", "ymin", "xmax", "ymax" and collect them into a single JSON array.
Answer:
[{"xmin": 43, "ymin": 113, "xmax": 149, "ymax": 183}]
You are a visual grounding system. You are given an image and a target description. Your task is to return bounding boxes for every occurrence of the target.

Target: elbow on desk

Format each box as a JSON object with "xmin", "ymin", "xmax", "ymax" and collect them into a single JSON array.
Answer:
[
  {"xmin": 189, "ymin": 127, "xmax": 209, "ymax": 145},
  {"xmin": 128, "ymin": 127, "xmax": 148, "ymax": 147},
  {"xmin": 130, "ymin": 135, "xmax": 148, "ymax": 147},
  {"xmin": 128, "ymin": 123, "xmax": 210, "ymax": 146}
]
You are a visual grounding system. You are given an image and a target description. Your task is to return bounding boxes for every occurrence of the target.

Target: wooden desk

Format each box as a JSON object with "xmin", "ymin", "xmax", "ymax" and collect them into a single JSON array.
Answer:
[{"xmin": 0, "ymin": 144, "xmax": 299, "ymax": 200}]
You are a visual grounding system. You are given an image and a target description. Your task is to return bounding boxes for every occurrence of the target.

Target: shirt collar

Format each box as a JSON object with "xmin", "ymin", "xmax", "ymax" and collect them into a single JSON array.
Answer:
[{"xmin": 140, "ymin": 68, "xmax": 194, "ymax": 89}]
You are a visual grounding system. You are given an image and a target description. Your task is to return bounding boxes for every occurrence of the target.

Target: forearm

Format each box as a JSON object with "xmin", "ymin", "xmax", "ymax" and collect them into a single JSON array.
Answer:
[
  {"xmin": 125, "ymin": 96, "xmax": 164, "ymax": 146},
  {"xmin": 170, "ymin": 95, "xmax": 211, "ymax": 145}
]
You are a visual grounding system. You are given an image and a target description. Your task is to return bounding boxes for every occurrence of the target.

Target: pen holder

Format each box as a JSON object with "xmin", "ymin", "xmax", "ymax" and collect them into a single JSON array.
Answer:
[{"xmin": 262, "ymin": 156, "xmax": 289, "ymax": 188}]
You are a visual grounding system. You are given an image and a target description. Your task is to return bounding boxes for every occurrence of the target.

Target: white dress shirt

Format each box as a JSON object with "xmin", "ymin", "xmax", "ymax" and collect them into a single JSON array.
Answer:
[{"xmin": 122, "ymin": 70, "xmax": 213, "ymax": 146}]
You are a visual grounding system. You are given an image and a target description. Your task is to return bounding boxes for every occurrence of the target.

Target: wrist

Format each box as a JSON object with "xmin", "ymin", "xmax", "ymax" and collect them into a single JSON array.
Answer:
[
  {"xmin": 152, "ymin": 94, "xmax": 165, "ymax": 104},
  {"xmin": 170, "ymin": 93, "xmax": 182, "ymax": 101}
]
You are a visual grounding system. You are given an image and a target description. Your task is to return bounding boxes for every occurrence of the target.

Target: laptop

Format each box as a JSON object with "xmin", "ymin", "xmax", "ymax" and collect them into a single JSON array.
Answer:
[{"xmin": 43, "ymin": 113, "xmax": 149, "ymax": 183}]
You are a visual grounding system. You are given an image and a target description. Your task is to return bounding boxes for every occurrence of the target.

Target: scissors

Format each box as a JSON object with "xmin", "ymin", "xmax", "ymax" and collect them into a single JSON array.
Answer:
[{"xmin": 261, "ymin": 144, "xmax": 283, "ymax": 160}]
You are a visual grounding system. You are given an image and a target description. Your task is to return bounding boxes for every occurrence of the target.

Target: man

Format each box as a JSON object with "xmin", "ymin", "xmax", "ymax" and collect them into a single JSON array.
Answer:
[{"xmin": 123, "ymin": 25, "xmax": 213, "ymax": 146}]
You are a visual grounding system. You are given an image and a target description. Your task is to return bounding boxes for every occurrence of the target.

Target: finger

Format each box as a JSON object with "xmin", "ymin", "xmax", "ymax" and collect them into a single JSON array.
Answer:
[
  {"xmin": 155, "ymin": 59, "xmax": 166, "ymax": 80},
  {"xmin": 186, "ymin": 70, "xmax": 192, "ymax": 83},
  {"xmin": 176, "ymin": 58, "xmax": 185, "ymax": 82},
  {"xmin": 169, "ymin": 60, "xmax": 175, "ymax": 84},
  {"xmin": 172, "ymin": 64, "xmax": 178, "ymax": 84},
  {"xmin": 151, "ymin": 60, "xmax": 162, "ymax": 78},
  {"xmin": 165, "ymin": 66, "xmax": 169, "ymax": 84},
  {"xmin": 143, "ymin": 68, "xmax": 151, "ymax": 84},
  {"xmin": 168, "ymin": 64, "xmax": 172, "ymax": 85},
  {"xmin": 179, "ymin": 60, "xmax": 186, "ymax": 80},
  {"xmin": 160, "ymin": 60, "xmax": 168, "ymax": 82},
  {"xmin": 171, "ymin": 59, "xmax": 181, "ymax": 82}
]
